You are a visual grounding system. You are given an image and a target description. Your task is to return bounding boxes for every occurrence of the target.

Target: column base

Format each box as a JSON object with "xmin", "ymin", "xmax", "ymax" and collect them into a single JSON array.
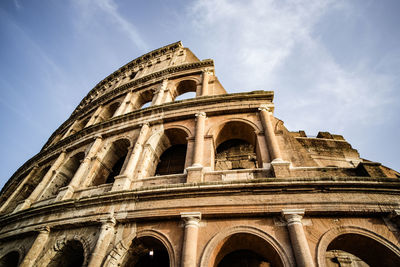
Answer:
[
  {"xmin": 271, "ymin": 160, "xmax": 291, "ymax": 178},
  {"xmin": 111, "ymin": 174, "xmax": 132, "ymax": 191},
  {"xmin": 56, "ymin": 185, "xmax": 75, "ymax": 201},
  {"xmin": 186, "ymin": 165, "xmax": 203, "ymax": 183},
  {"xmin": 14, "ymin": 199, "xmax": 32, "ymax": 213}
]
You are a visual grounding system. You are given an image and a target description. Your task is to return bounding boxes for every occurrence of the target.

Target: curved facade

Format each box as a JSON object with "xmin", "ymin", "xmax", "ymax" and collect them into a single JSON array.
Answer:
[{"xmin": 0, "ymin": 41, "xmax": 400, "ymax": 267}]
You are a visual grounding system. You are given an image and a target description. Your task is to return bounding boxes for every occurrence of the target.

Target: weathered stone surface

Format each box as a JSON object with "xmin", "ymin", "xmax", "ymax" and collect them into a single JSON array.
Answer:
[{"xmin": 0, "ymin": 42, "xmax": 399, "ymax": 267}]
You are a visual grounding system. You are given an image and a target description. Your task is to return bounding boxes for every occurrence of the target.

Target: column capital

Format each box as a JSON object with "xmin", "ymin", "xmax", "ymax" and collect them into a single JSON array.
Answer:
[
  {"xmin": 195, "ymin": 112, "xmax": 206, "ymax": 118},
  {"xmin": 140, "ymin": 122, "xmax": 150, "ymax": 128},
  {"xmin": 282, "ymin": 209, "xmax": 305, "ymax": 225},
  {"xmin": 35, "ymin": 226, "xmax": 50, "ymax": 234},
  {"xmin": 93, "ymin": 134, "xmax": 103, "ymax": 140},
  {"xmin": 181, "ymin": 212, "xmax": 201, "ymax": 227},
  {"xmin": 99, "ymin": 217, "xmax": 116, "ymax": 226},
  {"xmin": 258, "ymin": 105, "xmax": 272, "ymax": 112}
]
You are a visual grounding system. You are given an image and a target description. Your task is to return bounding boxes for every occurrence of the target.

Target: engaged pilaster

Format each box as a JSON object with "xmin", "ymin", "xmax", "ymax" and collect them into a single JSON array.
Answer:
[
  {"xmin": 56, "ymin": 135, "xmax": 103, "ymax": 200},
  {"xmin": 113, "ymin": 91, "xmax": 132, "ymax": 117},
  {"xmin": 20, "ymin": 227, "xmax": 50, "ymax": 267},
  {"xmin": 282, "ymin": 209, "xmax": 314, "ymax": 267},
  {"xmin": 88, "ymin": 217, "xmax": 116, "ymax": 267},
  {"xmin": 181, "ymin": 212, "xmax": 201, "ymax": 267},
  {"xmin": 0, "ymin": 165, "xmax": 39, "ymax": 213},
  {"xmin": 187, "ymin": 113, "xmax": 206, "ymax": 183},
  {"xmin": 259, "ymin": 106, "xmax": 282, "ymax": 162},
  {"xmin": 112, "ymin": 123, "xmax": 150, "ymax": 191},
  {"xmin": 201, "ymin": 70, "xmax": 210, "ymax": 96},
  {"xmin": 15, "ymin": 151, "xmax": 67, "ymax": 211}
]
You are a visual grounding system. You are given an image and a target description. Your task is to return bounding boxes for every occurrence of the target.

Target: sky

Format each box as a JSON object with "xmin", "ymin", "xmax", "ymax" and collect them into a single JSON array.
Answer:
[{"xmin": 1, "ymin": 0, "xmax": 399, "ymax": 189}]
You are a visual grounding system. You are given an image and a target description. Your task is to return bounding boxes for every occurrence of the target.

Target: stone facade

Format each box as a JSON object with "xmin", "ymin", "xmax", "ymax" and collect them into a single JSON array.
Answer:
[{"xmin": 0, "ymin": 41, "xmax": 399, "ymax": 267}]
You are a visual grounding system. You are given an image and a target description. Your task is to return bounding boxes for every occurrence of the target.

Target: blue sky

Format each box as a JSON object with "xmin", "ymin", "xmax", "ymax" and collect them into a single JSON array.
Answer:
[{"xmin": 1, "ymin": 0, "xmax": 399, "ymax": 189}]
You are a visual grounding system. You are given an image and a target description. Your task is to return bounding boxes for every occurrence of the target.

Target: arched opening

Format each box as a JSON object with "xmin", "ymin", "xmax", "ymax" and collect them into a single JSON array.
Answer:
[
  {"xmin": 175, "ymin": 91, "xmax": 196, "ymax": 101},
  {"xmin": 213, "ymin": 233, "xmax": 284, "ymax": 267},
  {"xmin": 214, "ymin": 121, "xmax": 258, "ymax": 170},
  {"xmin": 40, "ymin": 152, "xmax": 85, "ymax": 200},
  {"xmin": 154, "ymin": 128, "xmax": 188, "ymax": 176},
  {"xmin": 47, "ymin": 240, "xmax": 85, "ymax": 267},
  {"xmin": 104, "ymin": 102, "xmax": 121, "ymax": 120},
  {"xmin": 67, "ymin": 117, "xmax": 90, "ymax": 137},
  {"xmin": 137, "ymin": 90, "xmax": 154, "ymax": 109},
  {"xmin": 4, "ymin": 165, "xmax": 51, "ymax": 213},
  {"xmin": 173, "ymin": 80, "xmax": 197, "ymax": 101},
  {"xmin": 325, "ymin": 233, "xmax": 400, "ymax": 267},
  {"xmin": 91, "ymin": 139, "xmax": 130, "ymax": 186},
  {"xmin": 122, "ymin": 236, "xmax": 170, "ymax": 267},
  {"xmin": 0, "ymin": 251, "xmax": 20, "ymax": 267}
]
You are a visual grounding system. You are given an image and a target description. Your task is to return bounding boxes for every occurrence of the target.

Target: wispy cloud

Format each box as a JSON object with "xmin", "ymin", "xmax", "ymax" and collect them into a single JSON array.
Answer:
[
  {"xmin": 73, "ymin": 0, "xmax": 148, "ymax": 52},
  {"xmin": 13, "ymin": 0, "xmax": 21, "ymax": 9},
  {"xmin": 187, "ymin": 0, "xmax": 399, "ymax": 132}
]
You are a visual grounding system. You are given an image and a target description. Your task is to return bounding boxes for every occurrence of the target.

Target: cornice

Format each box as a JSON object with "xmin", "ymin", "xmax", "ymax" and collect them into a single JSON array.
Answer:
[{"xmin": 0, "ymin": 177, "xmax": 399, "ymax": 239}]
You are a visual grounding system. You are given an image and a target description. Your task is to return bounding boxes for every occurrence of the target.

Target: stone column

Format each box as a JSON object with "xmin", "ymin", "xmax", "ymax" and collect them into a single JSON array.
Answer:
[
  {"xmin": 86, "ymin": 106, "xmax": 103, "ymax": 127},
  {"xmin": 186, "ymin": 113, "xmax": 206, "ymax": 183},
  {"xmin": 20, "ymin": 227, "xmax": 50, "ymax": 267},
  {"xmin": 56, "ymin": 136, "xmax": 103, "ymax": 200},
  {"xmin": 0, "ymin": 165, "xmax": 39, "ymax": 213},
  {"xmin": 113, "ymin": 92, "xmax": 132, "ymax": 117},
  {"xmin": 88, "ymin": 218, "xmax": 116, "ymax": 267},
  {"xmin": 62, "ymin": 120, "xmax": 79, "ymax": 139},
  {"xmin": 123, "ymin": 92, "xmax": 140, "ymax": 114},
  {"xmin": 153, "ymin": 79, "xmax": 168, "ymax": 105},
  {"xmin": 15, "ymin": 151, "xmax": 67, "ymax": 211},
  {"xmin": 192, "ymin": 112, "xmax": 206, "ymax": 167},
  {"xmin": 282, "ymin": 209, "xmax": 314, "ymax": 267},
  {"xmin": 112, "ymin": 123, "xmax": 150, "ymax": 191},
  {"xmin": 259, "ymin": 106, "xmax": 282, "ymax": 162},
  {"xmin": 181, "ymin": 212, "xmax": 201, "ymax": 267},
  {"xmin": 201, "ymin": 70, "xmax": 210, "ymax": 96}
]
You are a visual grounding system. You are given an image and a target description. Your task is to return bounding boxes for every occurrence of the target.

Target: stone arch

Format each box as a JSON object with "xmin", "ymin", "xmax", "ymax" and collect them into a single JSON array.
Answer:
[
  {"xmin": 98, "ymin": 100, "xmax": 122, "ymax": 122},
  {"xmin": 136, "ymin": 88, "xmax": 156, "ymax": 109},
  {"xmin": 2, "ymin": 164, "xmax": 51, "ymax": 213},
  {"xmin": 171, "ymin": 78, "xmax": 200, "ymax": 100},
  {"xmin": 91, "ymin": 138, "xmax": 131, "ymax": 186},
  {"xmin": 0, "ymin": 246, "xmax": 24, "ymax": 267},
  {"xmin": 138, "ymin": 127, "xmax": 190, "ymax": 178},
  {"xmin": 40, "ymin": 151, "xmax": 85, "ymax": 200},
  {"xmin": 200, "ymin": 225, "xmax": 293, "ymax": 267},
  {"xmin": 46, "ymin": 235, "xmax": 90, "ymax": 267},
  {"xmin": 316, "ymin": 225, "xmax": 400, "ymax": 267},
  {"xmin": 104, "ymin": 229, "xmax": 175, "ymax": 267},
  {"xmin": 209, "ymin": 119, "xmax": 262, "ymax": 170}
]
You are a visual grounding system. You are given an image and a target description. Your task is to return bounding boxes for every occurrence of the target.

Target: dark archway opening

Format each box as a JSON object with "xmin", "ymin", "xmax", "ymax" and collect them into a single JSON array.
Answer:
[
  {"xmin": 92, "ymin": 139, "xmax": 130, "ymax": 186},
  {"xmin": 40, "ymin": 152, "xmax": 85, "ymax": 200},
  {"xmin": 122, "ymin": 236, "xmax": 170, "ymax": 267},
  {"xmin": 215, "ymin": 139, "xmax": 257, "ymax": 170},
  {"xmin": 0, "ymin": 251, "xmax": 19, "ymax": 267},
  {"xmin": 214, "ymin": 121, "xmax": 259, "ymax": 171},
  {"xmin": 155, "ymin": 144, "xmax": 187, "ymax": 175},
  {"xmin": 326, "ymin": 233, "xmax": 400, "ymax": 267},
  {"xmin": 47, "ymin": 240, "xmax": 84, "ymax": 267},
  {"xmin": 105, "ymin": 154, "xmax": 126, "ymax": 183},
  {"xmin": 173, "ymin": 80, "xmax": 197, "ymax": 100},
  {"xmin": 214, "ymin": 233, "xmax": 284, "ymax": 267},
  {"xmin": 218, "ymin": 249, "xmax": 270, "ymax": 267}
]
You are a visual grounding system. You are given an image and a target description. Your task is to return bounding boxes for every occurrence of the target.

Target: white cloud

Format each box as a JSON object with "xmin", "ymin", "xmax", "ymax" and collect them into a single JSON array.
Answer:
[{"xmin": 187, "ymin": 0, "xmax": 398, "ymax": 132}]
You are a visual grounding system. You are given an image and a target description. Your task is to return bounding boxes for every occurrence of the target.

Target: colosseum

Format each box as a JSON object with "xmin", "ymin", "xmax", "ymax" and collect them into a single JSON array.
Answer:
[{"xmin": 0, "ymin": 41, "xmax": 399, "ymax": 267}]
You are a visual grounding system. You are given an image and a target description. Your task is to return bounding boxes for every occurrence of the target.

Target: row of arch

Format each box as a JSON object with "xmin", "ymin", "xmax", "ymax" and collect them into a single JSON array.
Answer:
[
  {"xmin": 2, "ymin": 119, "xmax": 265, "ymax": 214},
  {"xmin": 1, "ymin": 225, "xmax": 399, "ymax": 266},
  {"xmin": 59, "ymin": 78, "xmax": 200, "ymax": 141}
]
